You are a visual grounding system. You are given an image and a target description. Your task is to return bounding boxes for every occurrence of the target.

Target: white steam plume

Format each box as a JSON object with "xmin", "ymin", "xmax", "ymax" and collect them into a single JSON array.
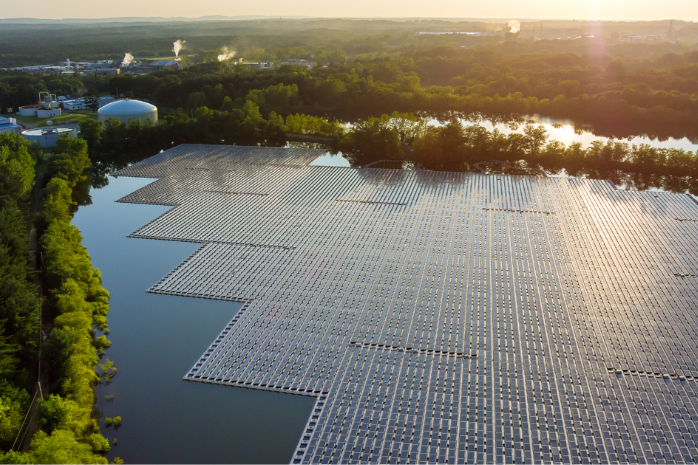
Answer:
[
  {"xmin": 122, "ymin": 52, "xmax": 134, "ymax": 66},
  {"xmin": 173, "ymin": 39, "xmax": 185, "ymax": 57},
  {"xmin": 218, "ymin": 47, "xmax": 237, "ymax": 62},
  {"xmin": 508, "ymin": 20, "xmax": 521, "ymax": 34}
]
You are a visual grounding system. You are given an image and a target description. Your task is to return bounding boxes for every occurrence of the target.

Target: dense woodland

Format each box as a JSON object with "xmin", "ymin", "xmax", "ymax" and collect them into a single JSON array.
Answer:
[
  {"xmin": 98, "ymin": 42, "xmax": 698, "ymax": 140},
  {"xmin": 0, "ymin": 133, "xmax": 116, "ymax": 463},
  {"xmin": 0, "ymin": 73, "xmax": 99, "ymax": 114},
  {"xmin": 3, "ymin": 18, "xmax": 698, "ymax": 140},
  {"xmin": 1, "ymin": 18, "xmax": 697, "ymax": 68}
]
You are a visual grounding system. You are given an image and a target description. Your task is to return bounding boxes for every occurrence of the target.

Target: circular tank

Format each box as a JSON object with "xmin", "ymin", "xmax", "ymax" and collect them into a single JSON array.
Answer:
[
  {"xmin": 98, "ymin": 99, "xmax": 158, "ymax": 124},
  {"xmin": 18, "ymin": 105, "xmax": 39, "ymax": 116},
  {"xmin": 22, "ymin": 127, "xmax": 77, "ymax": 148}
]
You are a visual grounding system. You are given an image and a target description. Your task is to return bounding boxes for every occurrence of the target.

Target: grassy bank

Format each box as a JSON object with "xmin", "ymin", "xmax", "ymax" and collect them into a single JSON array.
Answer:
[{"xmin": 2, "ymin": 110, "xmax": 98, "ymax": 128}]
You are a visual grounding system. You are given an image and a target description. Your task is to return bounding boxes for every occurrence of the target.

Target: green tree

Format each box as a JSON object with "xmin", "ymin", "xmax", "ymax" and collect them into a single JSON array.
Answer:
[
  {"xmin": 328, "ymin": 48, "xmax": 347, "ymax": 64},
  {"xmin": 49, "ymin": 136, "xmax": 92, "ymax": 188},
  {"xmin": 221, "ymin": 96, "xmax": 235, "ymax": 112},
  {"xmin": 40, "ymin": 395, "xmax": 87, "ymax": 435},
  {"xmin": 78, "ymin": 120, "xmax": 103, "ymax": 154},
  {"xmin": 27, "ymin": 430, "xmax": 107, "ymax": 464},
  {"xmin": 187, "ymin": 92, "xmax": 207, "ymax": 110},
  {"xmin": 82, "ymin": 87, "xmax": 100, "ymax": 113},
  {"xmin": 0, "ymin": 133, "xmax": 36, "ymax": 199},
  {"xmin": 340, "ymin": 116, "xmax": 403, "ymax": 165},
  {"xmin": 0, "ymin": 393, "xmax": 25, "ymax": 445},
  {"xmin": 416, "ymin": 128, "xmax": 445, "ymax": 165}
]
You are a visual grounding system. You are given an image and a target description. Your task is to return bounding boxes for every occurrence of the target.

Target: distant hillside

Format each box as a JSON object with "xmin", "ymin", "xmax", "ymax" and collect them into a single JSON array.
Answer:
[{"xmin": 0, "ymin": 16, "xmax": 307, "ymax": 24}]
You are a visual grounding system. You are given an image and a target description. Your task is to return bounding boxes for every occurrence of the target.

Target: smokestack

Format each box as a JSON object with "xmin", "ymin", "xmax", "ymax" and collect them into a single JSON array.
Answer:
[
  {"xmin": 217, "ymin": 47, "xmax": 237, "ymax": 62},
  {"xmin": 122, "ymin": 53, "xmax": 134, "ymax": 67},
  {"xmin": 173, "ymin": 40, "xmax": 185, "ymax": 57}
]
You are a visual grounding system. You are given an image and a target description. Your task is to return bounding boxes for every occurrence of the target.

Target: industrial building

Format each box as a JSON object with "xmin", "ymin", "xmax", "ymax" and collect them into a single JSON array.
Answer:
[
  {"xmin": 17, "ymin": 92, "xmax": 61, "ymax": 118},
  {"xmin": 94, "ymin": 68, "xmax": 120, "ymax": 75},
  {"xmin": 61, "ymin": 96, "xmax": 116, "ymax": 111},
  {"xmin": 0, "ymin": 117, "xmax": 21, "ymax": 134},
  {"xmin": 115, "ymin": 145, "xmax": 698, "ymax": 464},
  {"xmin": 12, "ymin": 59, "xmax": 118, "ymax": 75},
  {"xmin": 241, "ymin": 62, "xmax": 274, "ymax": 71},
  {"xmin": 61, "ymin": 99, "xmax": 85, "ymax": 111},
  {"xmin": 98, "ymin": 99, "xmax": 157, "ymax": 124},
  {"xmin": 141, "ymin": 59, "xmax": 180, "ymax": 71},
  {"xmin": 22, "ymin": 127, "xmax": 77, "ymax": 148},
  {"xmin": 278, "ymin": 59, "xmax": 312, "ymax": 69}
]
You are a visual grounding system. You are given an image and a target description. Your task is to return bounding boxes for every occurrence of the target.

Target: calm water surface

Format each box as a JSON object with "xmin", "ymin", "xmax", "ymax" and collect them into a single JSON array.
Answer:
[
  {"xmin": 304, "ymin": 115, "xmax": 698, "ymax": 170},
  {"xmin": 73, "ymin": 175, "xmax": 314, "ymax": 463},
  {"xmin": 429, "ymin": 116, "xmax": 698, "ymax": 152}
]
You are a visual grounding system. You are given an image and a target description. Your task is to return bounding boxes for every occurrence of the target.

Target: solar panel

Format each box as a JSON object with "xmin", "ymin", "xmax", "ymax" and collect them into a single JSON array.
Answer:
[{"xmin": 115, "ymin": 144, "xmax": 698, "ymax": 464}]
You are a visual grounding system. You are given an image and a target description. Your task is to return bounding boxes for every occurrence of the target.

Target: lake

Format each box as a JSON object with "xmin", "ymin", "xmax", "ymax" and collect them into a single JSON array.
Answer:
[{"xmin": 73, "ymin": 175, "xmax": 315, "ymax": 463}]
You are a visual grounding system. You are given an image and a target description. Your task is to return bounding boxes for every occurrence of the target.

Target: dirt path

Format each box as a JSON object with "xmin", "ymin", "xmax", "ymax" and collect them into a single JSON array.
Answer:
[{"xmin": 16, "ymin": 169, "xmax": 51, "ymax": 452}]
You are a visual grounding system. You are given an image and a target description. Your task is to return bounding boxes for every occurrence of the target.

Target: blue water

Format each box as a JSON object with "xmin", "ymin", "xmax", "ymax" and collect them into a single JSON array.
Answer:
[{"xmin": 72, "ymin": 176, "xmax": 315, "ymax": 463}]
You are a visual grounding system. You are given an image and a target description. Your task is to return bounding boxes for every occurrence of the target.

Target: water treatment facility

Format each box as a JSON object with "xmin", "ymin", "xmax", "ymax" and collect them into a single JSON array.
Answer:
[
  {"xmin": 114, "ymin": 145, "xmax": 698, "ymax": 464},
  {"xmin": 98, "ymin": 99, "xmax": 158, "ymax": 124}
]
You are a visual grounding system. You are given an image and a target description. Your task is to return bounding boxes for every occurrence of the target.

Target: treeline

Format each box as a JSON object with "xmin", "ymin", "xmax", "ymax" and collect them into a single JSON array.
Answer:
[
  {"xmin": 2, "ymin": 17, "xmax": 695, "ymax": 68},
  {"xmin": 107, "ymin": 43, "xmax": 698, "ymax": 139},
  {"xmin": 80, "ymin": 102, "xmax": 284, "ymax": 174},
  {"xmin": 0, "ymin": 71, "xmax": 106, "ymax": 114},
  {"xmin": 0, "ymin": 133, "xmax": 115, "ymax": 463},
  {"xmin": 80, "ymin": 103, "xmax": 345, "ymax": 180},
  {"xmin": 0, "ymin": 17, "xmax": 503, "ymax": 68},
  {"xmin": 0, "ymin": 133, "xmax": 42, "ymax": 454},
  {"xmin": 339, "ymin": 112, "xmax": 698, "ymax": 178}
]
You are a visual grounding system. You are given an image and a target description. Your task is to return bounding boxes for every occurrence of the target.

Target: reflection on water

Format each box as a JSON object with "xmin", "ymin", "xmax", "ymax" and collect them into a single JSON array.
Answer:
[
  {"xmin": 597, "ymin": 171, "xmax": 698, "ymax": 198},
  {"xmin": 426, "ymin": 115, "xmax": 698, "ymax": 153},
  {"xmin": 284, "ymin": 141, "xmax": 352, "ymax": 167},
  {"xmin": 310, "ymin": 152, "xmax": 352, "ymax": 167},
  {"xmin": 476, "ymin": 160, "xmax": 698, "ymax": 198},
  {"xmin": 73, "ymin": 176, "xmax": 314, "ymax": 463},
  {"xmin": 282, "ymin": 126, "xmax": 698, "ymax": 198}
]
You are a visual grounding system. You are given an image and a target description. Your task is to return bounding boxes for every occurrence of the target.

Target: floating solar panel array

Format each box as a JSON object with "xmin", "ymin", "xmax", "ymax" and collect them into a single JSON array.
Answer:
[{"xmin": 115, "ymin": 145, "xmax": 698, "ymax": 464}]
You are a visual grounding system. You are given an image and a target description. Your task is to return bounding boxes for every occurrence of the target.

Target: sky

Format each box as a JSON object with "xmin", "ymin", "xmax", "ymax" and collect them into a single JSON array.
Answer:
[{"xmin": 3, "ymin": 0, "xmax": 698, "ymax": 21}]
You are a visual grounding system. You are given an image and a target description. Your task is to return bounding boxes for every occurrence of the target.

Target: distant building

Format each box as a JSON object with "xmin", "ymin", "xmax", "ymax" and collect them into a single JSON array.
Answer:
[
  {"xmin": 141, "ymin": 60, "xmax": 180, "ymax": 71},
  {"xmin": 98, "ymin": 96, "xmax": 116, "ymax": 108},
  {"xmin": 37, "ymin": 108, "xmax": 61, "ymax": 118},
  {"xmin": 62, "ymin": 96, "xmax": 116, "ymax": 111},
  {"xmin": 62, "ymin": 99, "xmax": 85, "ymax": 111},
  {"xmin": 278, "ymin": 59, "xmax": 312, "ymax": 69},
  {"xmin": 94, "ymin": 68, "xmax": 120, "ymax": 75},
  {"xmin": 98, "ymin": 99, "xmax": 158, "ymax": 124},
  {"xmin": 241, "ymin": 62, "xmax": 274, "ymax": 71},
  {"xmin": 17, "ymin": 93, "xmax": 61, "ymax": 118},
  {"xmin": 0, "ymin": 117, "xmax": 21, "ymax": 135},
  {"xmin": 17, "ymin": 104, "xmax": 42, "ymax": 116}
]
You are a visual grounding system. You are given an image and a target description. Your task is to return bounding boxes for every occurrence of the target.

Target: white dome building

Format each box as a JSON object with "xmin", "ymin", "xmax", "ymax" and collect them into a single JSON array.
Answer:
[{"xmin": 98, "ymin": 99, "xmax": 158, "ymax": 124}]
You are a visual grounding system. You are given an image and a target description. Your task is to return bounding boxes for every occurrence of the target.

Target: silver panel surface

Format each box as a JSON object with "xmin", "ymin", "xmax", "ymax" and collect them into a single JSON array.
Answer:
[{"xmin": 115, "ymin": 145, "xmax": 698, "ymax": 463}]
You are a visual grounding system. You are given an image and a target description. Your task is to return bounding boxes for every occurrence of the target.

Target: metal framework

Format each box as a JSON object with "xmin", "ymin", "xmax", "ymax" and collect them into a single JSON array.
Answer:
[{"xmin": 115, "ymin": 144, "xmax": 698, "ymax": 464}]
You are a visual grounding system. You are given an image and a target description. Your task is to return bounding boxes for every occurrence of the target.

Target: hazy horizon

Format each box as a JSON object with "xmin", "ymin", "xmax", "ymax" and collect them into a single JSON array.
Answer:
[{"xmin": 3, "ymin": 0, "xmax": 698, "ymax": 22}]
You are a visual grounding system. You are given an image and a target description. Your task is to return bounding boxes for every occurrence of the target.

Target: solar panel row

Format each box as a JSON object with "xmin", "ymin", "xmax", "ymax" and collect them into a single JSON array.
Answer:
[{"xmin": 115, "ymin": 145, "xmax": 698, "ymax": 464}]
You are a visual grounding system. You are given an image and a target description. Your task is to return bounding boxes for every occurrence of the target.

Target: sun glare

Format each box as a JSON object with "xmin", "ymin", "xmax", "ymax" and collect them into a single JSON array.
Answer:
[{"xmin": 554, "ymin": 125, "xmax": 576, "ymax": 143}]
